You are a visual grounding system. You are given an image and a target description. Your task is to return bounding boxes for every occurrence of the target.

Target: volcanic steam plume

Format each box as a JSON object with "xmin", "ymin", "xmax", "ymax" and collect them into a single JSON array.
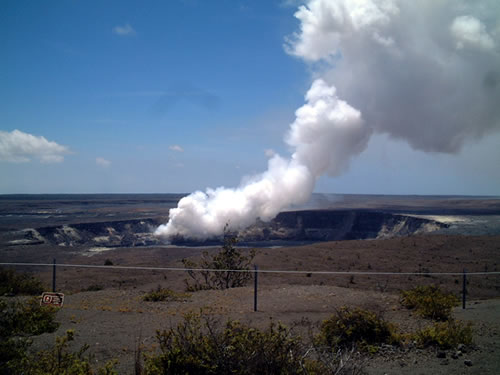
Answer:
[{"xmin": 156, "ymin": 0, "xmax": 500, "ymax": 241}]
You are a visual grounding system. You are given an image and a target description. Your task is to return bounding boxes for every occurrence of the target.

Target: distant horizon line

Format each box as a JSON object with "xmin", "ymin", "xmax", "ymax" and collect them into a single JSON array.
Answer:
[{"xmin": 0, "ymin": 192, "xmax": 499, "ymax": 199}]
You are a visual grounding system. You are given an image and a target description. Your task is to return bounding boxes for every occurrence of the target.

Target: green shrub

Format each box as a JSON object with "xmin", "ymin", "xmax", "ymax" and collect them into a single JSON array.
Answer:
[
  {"xmin": 143, "ymin": 286, "xmax": 190, "ymax": 302},
  {"xmin": 0, "ymin": 298, "xmax": 59, "ymax": 338},
  {"xmin": 0, "ymin": 337, "xmax": 30, "ymax": 375},
  {"xmin": 182, "ymin": 227, "xmax": 256, "ymax": 291},
  {"xmin": 0, "ymin": 268, "xmax": 45, "ymax": 296},
  {"xmin": 401, "ymin": 285, "xmax": 459, "ymax": 321},
  {"xmin": 145, "ymin": 313, "xmax": 306, "ymax": 375},
  {"xmin": 84, "ymin": 284, "xmax": 104, "ymax": 292},
  {"xmin": 104, "ymin": 259, "xmax": 113, "ymax": 266},
  {"xmin": 414, "ymin": 319, "xmax": 473, "ymax": 349},
  {"xmin": 0, "ymin": 298, "xmax": 59, "ymax": 374},
  {"xmin": 11, "ymin": 330, "xmax": 118, "ymax": 375},
  {"xmin": 316, "ymin": 307, "xmax": 399, "ymax": 352}
]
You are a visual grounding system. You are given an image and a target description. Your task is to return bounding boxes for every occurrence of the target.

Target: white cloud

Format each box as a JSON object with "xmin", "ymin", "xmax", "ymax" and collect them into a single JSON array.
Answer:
[
  {"xmin": 169, "ymin": 145, "xmax": 184, "ymax": 152},
  {"xmin": 112, "ymin": 23, "xmax": 136, "ymax": 36},
  {"xmin": 0, "ymin": 129, "xmax": 70, "ymax": 163},
  {"xmin": 451, "ymin": 15, "xmax": 495, "ymax": 50},
  {"xmin": 96, "ymin": 157, "xmax": 111, "ymax": 167}
]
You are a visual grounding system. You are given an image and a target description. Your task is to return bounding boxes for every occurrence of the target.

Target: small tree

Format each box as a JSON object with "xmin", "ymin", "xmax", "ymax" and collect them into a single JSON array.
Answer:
[{"xmin": 182, "ymin": 226, "xmax": 256, "ymax": 291}]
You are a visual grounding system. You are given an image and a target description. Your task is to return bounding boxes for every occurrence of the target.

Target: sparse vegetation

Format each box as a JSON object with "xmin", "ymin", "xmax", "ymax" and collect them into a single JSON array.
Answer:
[
  {"xmin": 11, "ymin": 330, "xmax": 118, "ymax": 375},
  {"xmin": 1, "ymin": 297, "xmax": 59, "ymax": 373},
  {"xmin": 0, "ymin": 298, "xmax": 59, "ymax": 338},
  {"xmin": 144, "ymin": 312, "xmax": 362, "ymax": 375},
  {"xmin": 84, "ymin": 284, "xmax": 104, "ymax": 292},
  {"xmin": 400, "ymin": 285, "xmax": 459, "ymax": 321},
  {"xmin": 414, "ymin": 319, "xmax": 473, "ymax": 349},
  {"xmin": 145, "ymin": 313, "xmax": 305, "ymax": 374},
  {"xmin": 316, "ymin": 307, "xmax": 400, "ymax": 353},
  {"xmin": 182, "ymin": 226, "xmax": 256, "ymax": 291},
  {"xmin": 0, "ymin": 280, "xmax": 116, "ymax": 374},
  {"xmin": 0, "ymin": 268, "xmax": 45, "ymax": 296},
  {"xmin": 143, "ymin": 286, "xmax": 190, "ymax": 302}
]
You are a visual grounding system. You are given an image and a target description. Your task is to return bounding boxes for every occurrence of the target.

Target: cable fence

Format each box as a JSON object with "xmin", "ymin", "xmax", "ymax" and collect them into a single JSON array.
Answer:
[{"xmin": 2, "ymin": 261, "xmax": 500, "ymax": 312}]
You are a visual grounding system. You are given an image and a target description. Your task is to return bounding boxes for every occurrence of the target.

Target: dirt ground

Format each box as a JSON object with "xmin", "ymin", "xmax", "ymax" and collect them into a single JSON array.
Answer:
[
  {"xmin": 4, "ymin": 234, "xmax": 493, "ymax": 374},
  {"xmin": 28, "ymin": 283, "xmax": 500, "ymax": 374}
]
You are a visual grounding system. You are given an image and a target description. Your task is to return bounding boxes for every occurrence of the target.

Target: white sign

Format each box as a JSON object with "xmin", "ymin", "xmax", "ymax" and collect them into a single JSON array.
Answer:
[{"xmin": 41, "ymin": 292, "xmax": 64, "ymax": 307}]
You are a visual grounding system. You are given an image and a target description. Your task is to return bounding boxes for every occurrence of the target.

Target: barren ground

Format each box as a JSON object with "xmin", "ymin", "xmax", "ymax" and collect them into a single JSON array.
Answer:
[
  {"xmin": 12, "ymin": 234, "xmax": 499, "ymax": 374},
  {"xmin": 2, "ymin": 195, "xmax": 499, "ymax": 374}
]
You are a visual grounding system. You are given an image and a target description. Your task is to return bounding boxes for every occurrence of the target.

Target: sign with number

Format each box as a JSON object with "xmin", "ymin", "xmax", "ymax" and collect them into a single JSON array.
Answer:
[{"xmin": 41, "ymin": 292, "xmax": 64, "ymax": 307}]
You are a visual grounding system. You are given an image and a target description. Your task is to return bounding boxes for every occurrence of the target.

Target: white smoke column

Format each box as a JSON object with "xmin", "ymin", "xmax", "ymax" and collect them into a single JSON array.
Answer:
[
  {"xmin": 286, "ymin": 0, "xmax": 500, "ymax": 153},
  {"xmin": 156, "ymin": 0, "xmax": 500, "ymax": 240},
  {"xmin": 155, "ymin": 79, "xmax": 369, "ymax": 240}
]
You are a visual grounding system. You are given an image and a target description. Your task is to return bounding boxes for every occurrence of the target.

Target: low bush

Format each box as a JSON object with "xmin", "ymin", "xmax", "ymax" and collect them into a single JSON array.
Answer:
[
  {"xmin": 414, "ymin": 319, "xmax": 473, "ymax": 349},
  {"xmin": 11, "ymin": 330, "xmax": 118, "ymax": 375},
  {"xmin": 144, "ymin": 312, "xmax": 365, "ymax": 374},
  {"xmin": 145, "ymin": 313, "xmax": 305, "ymax": 375},
  {"xmin": 401, "ymin": 285, "xmax": 459, "ymax": 321},
  {"xmin": 182, "ymin": 227, "xmax": 256, "ymax": 291},
  {"xmin": 104, "ymin": 259, "xmax": 113, "ymax": 266},
  {"xmin": 316, "ymin": 307, "xmax": 399, "ymax": 353},
  {"xmin": 143, "ymin": 286, "xmax": 190, "ymax": 302},
  {"xmin": 0, "ymin": 298, "xmax": 59, "ymax": 338},
  {"xmin": 0, "ymin": 268, "xmax": 45, "ymax": 296},
  {"xmin": 84, "ymin": 284, "xmax": 104, "ymax": 292},
  {"xmin": 0, "ymin": 297, "xmax": 59, "ymax": 374}
]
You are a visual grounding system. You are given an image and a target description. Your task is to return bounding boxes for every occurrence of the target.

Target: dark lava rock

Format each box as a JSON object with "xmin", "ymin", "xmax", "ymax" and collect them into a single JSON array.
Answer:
[
  {"xmin": 464, "ymin": 359, "xmax": 473, "ymax": 366},
  {"xmin": 437, "ymin": 351, "xmax": 447, "ymax": 358}
]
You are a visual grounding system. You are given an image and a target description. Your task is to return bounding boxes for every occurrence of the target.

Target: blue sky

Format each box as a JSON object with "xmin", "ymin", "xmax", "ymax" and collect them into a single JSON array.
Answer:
[{"xmin": 1, "ymin": 0, "xmax": 499, "ymax": 195}]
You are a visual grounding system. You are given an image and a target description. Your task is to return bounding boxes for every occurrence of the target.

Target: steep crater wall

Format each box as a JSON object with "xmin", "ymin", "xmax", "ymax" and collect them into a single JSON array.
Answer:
[
  {"xmin": 172, "ymin": 210, "xmax": 448, "ymax": 245},
  {"xmin": 5, "ymin": 211, "xmax": 447, "ymax": 248},
  {"xmin": 28, "ymin": 219, "xmax": 160, "ymax": 248}
]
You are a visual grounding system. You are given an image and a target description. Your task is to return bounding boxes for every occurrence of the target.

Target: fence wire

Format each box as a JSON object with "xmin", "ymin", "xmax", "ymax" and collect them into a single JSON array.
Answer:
[{"xmin": 1, "ymin": 262, "xmax": 499, "ymax": 276}]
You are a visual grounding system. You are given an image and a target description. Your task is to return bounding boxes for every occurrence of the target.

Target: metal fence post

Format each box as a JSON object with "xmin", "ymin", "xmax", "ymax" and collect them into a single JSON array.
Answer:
[
  {"xmin": 52, "ymin": 258, "xmax": 57, "ymax": 292},
  {"xmin": 254, "ymin": 265, "xmax": 258, "ymax": 312},
  {"xmin": 462, "ymin": 268, "xmax": 467, "ymax": 309}
]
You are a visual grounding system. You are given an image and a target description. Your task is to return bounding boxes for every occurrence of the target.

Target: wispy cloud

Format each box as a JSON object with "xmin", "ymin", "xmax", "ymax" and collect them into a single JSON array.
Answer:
[
  {"xmin": 0, "ymin": 129, "xmax": 70, "ymax": 163},
  {"xmin": 153, "ymin": 82, "xmax": 220, "ymax": 113},
  {"xmin": 105, "ymin": 91, "xmax": 166, "ymax": 98},
  {"xmin": 264, "ymin": 148, "xmax": 276, "ymax": 158},
  {"xmin": 96, "ymin": 157, "xmax": 111, "ymax": 167},
  {"xmin": 169, "ymin": 145, "xmax": 184, "ymax": 152},
  {"xmin": 112, "ymin": 23, "xmax": 136, "ymax": 36},
  {"xmin": 280, "ymin": 0, "xmax": 303, "ymax": 8}
]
